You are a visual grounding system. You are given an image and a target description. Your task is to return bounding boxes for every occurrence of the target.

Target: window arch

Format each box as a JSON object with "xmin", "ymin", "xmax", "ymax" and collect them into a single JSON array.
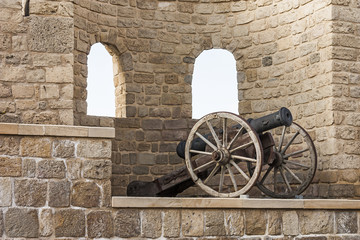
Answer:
[
  {"xmin": 192, "ymin": 49, "xmax": 238, "ymax": 119},
  {"xmin": 86, "ymin": 43, "xmax": 115, "ymax": 117}
]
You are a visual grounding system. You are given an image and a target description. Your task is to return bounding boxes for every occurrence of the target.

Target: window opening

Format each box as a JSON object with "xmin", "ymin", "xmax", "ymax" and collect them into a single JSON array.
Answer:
[
  {"xmin": 87, "ymin": 43, "xmax": 115, "ymax": 117},
  {"xmin": 192, "ymin": 49, "xmax": 238, "ymax": 119},
  {"xmin": 22, "ymin": 0, "xmax": 30, "ymax": 16}
]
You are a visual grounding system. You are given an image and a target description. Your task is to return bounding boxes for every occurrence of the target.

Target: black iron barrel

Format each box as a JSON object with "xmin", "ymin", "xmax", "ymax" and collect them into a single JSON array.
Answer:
[{"xmin": 176, "ymin": 107, "xmax": 293, "ymax": 159}]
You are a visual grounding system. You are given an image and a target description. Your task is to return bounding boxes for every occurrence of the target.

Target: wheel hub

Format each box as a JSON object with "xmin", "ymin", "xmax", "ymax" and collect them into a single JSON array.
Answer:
[
  {"xmin": 212, "ymin": 148, "xmax": 231, "ymax": 166},
  {"xmin": 273, "ymin": 150, "xmax": 284, "ymax": 167}
]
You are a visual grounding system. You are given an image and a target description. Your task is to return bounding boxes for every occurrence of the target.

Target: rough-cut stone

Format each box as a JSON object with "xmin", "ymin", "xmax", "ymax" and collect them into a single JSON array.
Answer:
[
  {"xmin": 0, "ymin": 156, "xmax": 21, "ymax": 177},
  {"xmin": 245, "ymin": 210, "xmax": 266, "ymax": 235},
  {"xmin": 0, "ymin": 210, "xmax": 3, "ymax": 237},
  {"xmin": 5, "ymin": 208, "xmax": 39, "ymax": 238},
  {"xmin": 66, "ymin": 159, "xmax": 81, "ymax": 179},
  {"xmin": 182, "ymin": 210, "xmax": 204, "ymax": 237},
  {"xmin": 224, "ymin": 210, "xmax": 244, "ymax": 236},
  {"xmin": 49, "ymin": 180, "xmax": 70, "ymax": 207},
  {"xmin": 83, "ymin": 159, "xmax": 112, "ymax": 179},
  {"xmin": 71, "ymin": 181, "xmax": 101, "ymax": 207},
  {"xmin": 14, "ymin": 179, "xmax": 47, "ymax": 207},
  {"xmin": 299, "ymin": 210, "xmax": 333, "ymax": 234},
  {"xmin": 142, "ymin": 210, "xmax": 162, "ymax": 238},
  {"xmin": 283, "ymin": 210, "xmax": 299, "ymax": 235},
  {"xmin": 55, "ymin": 209, "xmax": 85, "ymax": 237},
  {"xmin": 268, "ymin": 210, "xmax": 282, "ymax": 235},
  {"xmin": 38, "ymin": 159, "xmax": 66, "ymax": 178},
  {"xmin": 336, "ymin": 211, "xmax": 357, "ymax": 233},
  {"xmin": 163, "ymin": 210, "xmax": 181, "ymax": 238},
  {"xmin": 114, "ymin": 209, "xmax": 140, "ymax": 238},
  {"xmin": 52, "ymin": 139, "xmax": 75, "ymax": 158},
  {"xmin": 76, "ymin": 139, "xmax": 112, "ymax": 158},
  {"xmin": 0, "ymin": 177, "xmax": 11, "ymax": 206},
  {"xmin": 87, "ymin": 211, "xmax": 114, "ymax": 238},
  {"xmin": 22, "ymin": 158, "xmax": 36, "ymax": 177},
  {"xmin": 40, "ymin": 209, "xmax": 53, "ymax": 237},
  {"xmin": 204, "ymin": 210, "xmax": 226, "ymax": 236},
  {"xmin": 20, "ymin": 137, "xmax": 51, "ymax": 157}
]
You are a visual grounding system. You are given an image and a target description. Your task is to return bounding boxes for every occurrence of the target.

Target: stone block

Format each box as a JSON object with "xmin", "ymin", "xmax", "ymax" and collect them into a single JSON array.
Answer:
[
  {"xmin": 204, "ymin": 210, "xmax": 226, "ymax": 236},
  {"xmin": 163, "ymin": 210, "xmax": 181, "ymax": 238},
  {"xmin": 114, "ymin": 209, "xmax": 140, "ymax": 238},
  {"xmin": 162, "ymin": 130, "xmax": 188, "ymax": 141},
  {"xmin": 52, "ymin": 139, "xmax": 75, "ymax": 158},
  {"xmin": 5, "ymin": 208, "xmax": 39, "ymax": 238},
  {"xmin": 40, "ymin": 209, "xmax": 53, "ymax": 237},
  {"xmin": 55, "ymin": 209, "xmax": 85, "ymax": 237},
  {"xmin": 137, "ymin": 153, "xmax": 156, "ymax": 165},
  {"xmin": 71, "ymin": 181, "xmax": 101, "ymax": 207},
  {"xmin": 87, "ymin": 211, "xmax": 114, "ymax": 238},
  {"xmin": 182, "ymin": 210, "xmax": 204, "ymax": 237},
  {"xmin": 0, "ymin": 210, "xmax": 3, "ymax": 237},
  {"xmin": 40, "ymin": 84, "xmax": 60, "ymax": 99},
  {"xmin": 0, "ymin": 177, "xmax": 11, "ymax": 206},
  {"xmin": 38, "ymin": 160, "xmax": 66, "ymax": 178},
  {"xmin": 224, "ymin": 210, "xmax": 244, "ymax": 235},
  {"xmin": 29, "ymin": 16, "xmax": 73, "ymax": 53},
  {"xmin": 20, "ymin": 137, "xmax": 51, "ymax": 158},
  {"xmin": 66, "ymin": 159, "xmax": 81, "ymax": 179},
  {"xmin": 22, "ymin": 158, "xmax": 36, "ymax": 178},
  {"xmin": 83, "ymin": 160, "xmax": 112, "ymax": 179},
  {"xmin": 46, "ymin": 65, "xmax": 73, "ymax": 83},
  {"xmin": 0, "ymin": 156, "xmax": 21, "ymax": 177},
  {"xmin": 49, "ymin": 180, "xmax": 70, "ymax": 207},
  {"xmin": 76, "ymin": 139, "xmax": 112, "ymax": 158},
  {"xmin": 336, "ymin": 211, "xmax": 357, "ymax": 233},
  {"xmin": 142, "ymin": 119, "xmax": 163, "ymax": 130},
  {"xmin": 14, "ymin": 179, "xmax": 47, "ymax": 207},
  {"xmin": 299, "ymin": 210, "xmax": 333, "ymax": 234},
  {"xmin": 245, "ymin": 210, "xmax": 266, "ymax": 235},
  {"xmin": 268, "ymin": 210, "xmax": 282, "ymax": 235},
  {"xmin": 0, "ymin": 136, "xmax": 20, "ymax": 155},
  {"xmin": 142, "ymin": 210, "xmax": 162, "ymax": 238},
  {"xmin": 282, "ymin": 210, "xmax": 299, "ymax": 235}
]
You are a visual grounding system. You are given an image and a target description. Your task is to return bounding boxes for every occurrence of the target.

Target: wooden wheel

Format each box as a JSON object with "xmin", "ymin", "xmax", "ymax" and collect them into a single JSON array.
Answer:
[
  {"xmin": 184, "ymin": 112, "xmax": 263, "ymax": 198},
  {"xmin": 250, "ymin": 122, "xmax": 317, "ymax": 198}
]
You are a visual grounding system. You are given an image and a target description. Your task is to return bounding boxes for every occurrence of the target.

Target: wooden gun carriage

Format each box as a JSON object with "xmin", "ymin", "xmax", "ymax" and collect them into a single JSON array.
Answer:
[{"xmin": 127, "ymin": 108, "xmax": 317, "ymax": 198}]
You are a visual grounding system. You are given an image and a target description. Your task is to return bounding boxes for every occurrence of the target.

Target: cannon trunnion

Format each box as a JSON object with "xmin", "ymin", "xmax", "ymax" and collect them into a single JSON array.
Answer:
[{"xmin": 127, "ymin": 108, "xmax": 317, "ymax": 198}]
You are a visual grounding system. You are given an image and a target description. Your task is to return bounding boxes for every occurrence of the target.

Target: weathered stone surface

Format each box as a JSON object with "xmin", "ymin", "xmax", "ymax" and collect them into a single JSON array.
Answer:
[
  {"xmin": 20, "ymin": 137, "xmax": 51, "ymax": 157},
  {"xmin": 49, "ymin": 180, "xmax": 70, "ymax": 207},
  {"xmin": 182, "ymin": 210, "xmax": 204, "ymax": 236},
  {"xmin": 71, "ymin": 181, "xmax": 101, "ymax": 207},
  {"xmin": 29, "ymin": 16, "xmax": 73, "ymax": 53},
  {"xmin": 245, "ymin": 209, "xmax": 266, "ymax": 235},
  {"xmin": 40, "ymin": 209, "xmax": 53, "ymax": 237},
  {"xmin": 38, "ymin": 160, "xmax": 66, "ymax": 178},
  {"xmin": 142, "ymin": 209, "xmax": 162, "ymax": 238},
  {"xmin": 66, "ymin": 159, "xmax": 81, "ymax": 179},
  {"xmin": 0, "ymin": 156, "xmax": 21, "ymax": 177},
  {"xmin": 114, "ymin": 209, "xmax": 140, "ymax": 238},
  {"xmin": 5, "ymin": 208, "xmax": 39, "ymax": 238},
  {"xmin": 204, "ymin": 210, "xmax": 226, "ymax": 236},
  {"xmin": 87, "ymin": 211, "xmax": 114, "ymax": 238},
  {"xmin": 76, "ymin": 139, "xmax": 112, "ymax": 158},
  {"xmin": 163, "ymin": 210, "xmax": 180, "ymax": 238},
  {"xmin": 224, "ymin": 210, "xmax": 244, "ymax": 236},
  {"xmin": 299, "ymin": 210, "xmax": 333, "ymax": 234},
  {"xmin": 52, "ymin": 139, "xmax": 75, "ymax": 158},
  {"xmin": 14, "ymin": 179, "xmax": 47, "ymax": 207},
  {"xmin": 22, "ymin": 158, "xmax": 36, "ymax": 177},
  {"xmin": 83, "ymin": 159, "xmax": 112, "ymax": 179},
  {"xmin": 268, "ymin": 210, "xmax": 282, "ymax": 235},
  {"xmin": 0, "ymin": 210, "xmax": 3, "ymax": 237},
  {"xmin": 0, "ymin": 177, "xmax": 11, "ymax": 206},
  {"xmin": 283, "ymin": 210, "xmax": 299, "ymax": 235},
  {"xmin": 55, "ymin": 209, "xmax": 85, "ymax": 237},
  {"xmin": 336, "ymin": 211, "xmax": 357, "ymax": 233}
]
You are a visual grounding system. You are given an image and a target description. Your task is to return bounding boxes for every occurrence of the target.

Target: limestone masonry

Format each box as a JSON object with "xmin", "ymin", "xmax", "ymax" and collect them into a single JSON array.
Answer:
[{"xmin": 1, "ymin": 0, "xmax": 360, "ymax": 238}]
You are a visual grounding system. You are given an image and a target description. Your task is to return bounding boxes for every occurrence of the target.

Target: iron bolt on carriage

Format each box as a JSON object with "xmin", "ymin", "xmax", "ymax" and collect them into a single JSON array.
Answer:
[{"xmin": 127, "ymin": 108, "xmax": 317, "ymax": 199}]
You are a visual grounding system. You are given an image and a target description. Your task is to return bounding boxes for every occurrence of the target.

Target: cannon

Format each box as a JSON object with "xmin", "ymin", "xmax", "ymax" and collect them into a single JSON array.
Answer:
[{"xmin": 127, "ymin": 108, "xmax": 317, "ymax": 198}]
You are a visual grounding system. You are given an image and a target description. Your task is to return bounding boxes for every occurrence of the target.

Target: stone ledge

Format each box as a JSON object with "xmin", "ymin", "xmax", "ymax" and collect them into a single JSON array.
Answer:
[
  {"xmin": 0, "ymin": 123, "xmax": 115, "ymax": 138},
  {"xmin": 112, "ymin": 197, "xmax": 360, "ymax": 209}
]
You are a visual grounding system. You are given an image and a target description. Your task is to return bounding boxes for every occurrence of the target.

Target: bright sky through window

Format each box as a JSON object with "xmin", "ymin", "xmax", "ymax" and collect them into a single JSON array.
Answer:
[
  {"xmin": 87, "ymin": 43, "xmax": 115, "ymax": 117},
  {"xmin": 192, "ymin": 49, "xmax": 238, "ymax": 119}
]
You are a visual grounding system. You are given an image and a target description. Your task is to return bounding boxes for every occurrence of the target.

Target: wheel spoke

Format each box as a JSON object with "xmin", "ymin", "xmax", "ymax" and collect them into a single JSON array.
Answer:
[
  {"xmin": 259, "ymin": 164, "xmax": 274, "ymax": 184},
  {"xmin": 222, "ymin": 118, "xmax": 227, "ymax": 148},
  {"xmin": 281, "ymin": 131, "xmax": 300, "ymax": 154},
  {"xmin": 193, "ymin": 160, "xmax": 216, "ymax": 172},
  {"xmin": 283, "ymin": 148, "xmax": 309, "ymax": 159},
  {"xmin": 230, "ymin": 160, "xmax": 250, "ymax": 181},
  {"xmin": 206, "ymin": 120, "xmax": 222, "ymax": 148},
  {"xmin": 229, "ymin": 141, "xmax": 254, "ymax": 153},
  {"xmin": 204, "ymin": 163, "xmax": 220, "ymax": 184},
  {"xmin": 189, "ymin": 149, "xmax": 213, "ymax": 156},
  {"xmin": 284, "ymin": 160, "xmax": 310, "ymax": 169},
  {"xmin": 232, "ymin": 155, "xmax": 257, "ymax": 163},
  {"xmin": 278, "ymin": 126, "xmax": 287, "ymax": 151},
  {"xmin": 283, "ymin": 165, "xmax": 302, "ymax": 184},
  {"xmin": 273, "ymin": 167, "xmax": 278, "ymax": 192},
  {"xmin": 219, "ymin": 166, "xmax": 225, "ymax": 192},
  {"xmin": 226, "ymin": 164, "xmax": 238, "ymax": 191},
  {"xmin": 227, "ymin": 126, "xmax": 244, "ymax": 149},
  {"xmin": 279, "ymin": 167, "xmax": 292, "ymax": 192},
  {"xmin": 195, "ymin": 132, "xmax": 217, "ymax": 151}
]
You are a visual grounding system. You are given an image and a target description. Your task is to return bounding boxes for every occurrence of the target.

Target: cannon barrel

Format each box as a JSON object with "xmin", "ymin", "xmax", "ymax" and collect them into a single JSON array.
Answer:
[{"xmin": 176, "ymin": 107, "xmax": 292, "ymax": 159}]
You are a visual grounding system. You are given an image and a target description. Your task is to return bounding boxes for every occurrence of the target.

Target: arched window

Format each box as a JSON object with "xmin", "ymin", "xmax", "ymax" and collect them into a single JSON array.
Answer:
[
  {"xmin": 87, "ymin": 43, "xmax": 115, "ymax": 117},
  {"xmin": 192, "ymin": 49, "xmax": 238, "ymax": 119}
]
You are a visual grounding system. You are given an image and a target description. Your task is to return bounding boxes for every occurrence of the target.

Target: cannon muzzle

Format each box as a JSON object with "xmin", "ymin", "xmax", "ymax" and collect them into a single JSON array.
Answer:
[{"xmin": 176, "ymin": 107, "xmax": 293, "ymax": 159}]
